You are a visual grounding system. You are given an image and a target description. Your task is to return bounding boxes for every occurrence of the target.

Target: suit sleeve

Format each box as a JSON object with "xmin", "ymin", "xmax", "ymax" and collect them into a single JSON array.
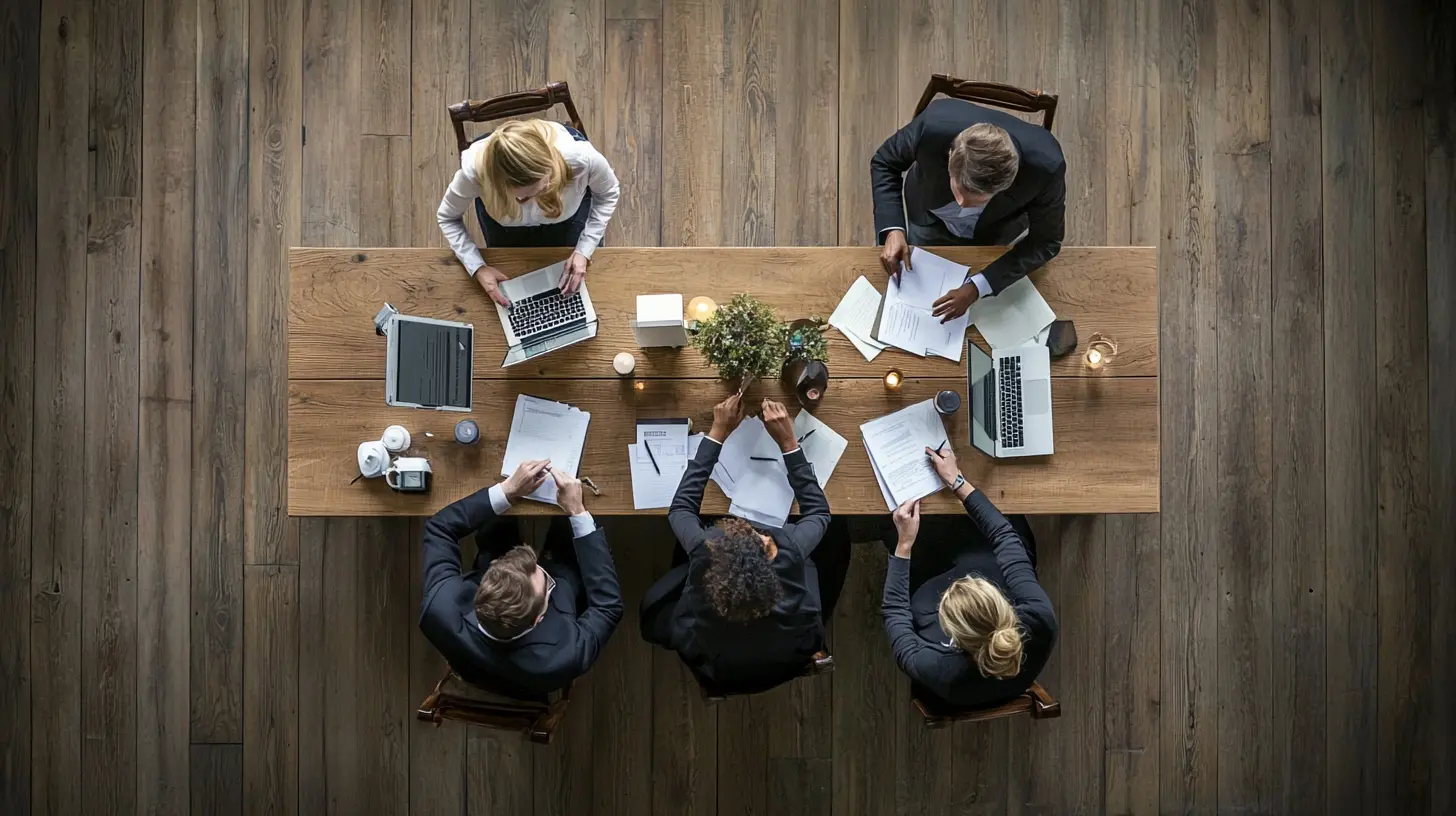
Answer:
[
  {"xmin": 962, "ymin": 490, "xmax": 1057, "ymax": 640},
  {"xmin": 569, "ymin": 524, "xmax": 624, "ymax": 671},
  {"xmin": 869, "ymin": 115, "xmax": 926, "ymax": 238},
  {"xmin": 669, "ymin": 437, "xmax": 720, "ymax": 554},
  {"xmin": 782, "ymin": 449, "xmax": 830, "ymax": 557},
  {"xmin": 420, "ymin": 485, "xmax": 502, "ymax": 612},
  {"xmin": 882, "ymin": 556, "xmax": 950, "ymax": 691},
  {"xmin": 978, "ymin": 163, "xmax": 1066, "ymax": 294}
]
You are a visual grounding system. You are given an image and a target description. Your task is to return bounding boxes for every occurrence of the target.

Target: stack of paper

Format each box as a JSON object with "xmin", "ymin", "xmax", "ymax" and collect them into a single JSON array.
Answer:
[
  {"xmin": 501, "ymin": 394, "xmax": 591, "ymax": 505},
  {"xmin": 793, "ymin": 410, "xmax": 848, "ymax": 489},
  {"xmin": 860, "ymin": 399, "xmax": 948, "ymax": 510},
  {"xmin": 629, "ymin": 418, "xmax": 691, "ymax": 509},
  {"xmin": 699, "ymin": 417, "xmax": 792, "ymax": 528},
  {"xmin": 829, "ymin": 276, "xmax": 888, "ymax": 361},
  {"xmin": 876, "ymin": 248, "xmax": 972, "ymax": 362},
  {"xmin": 967, "ymin": 275, "xmax": 1056, "ymax": 349}
]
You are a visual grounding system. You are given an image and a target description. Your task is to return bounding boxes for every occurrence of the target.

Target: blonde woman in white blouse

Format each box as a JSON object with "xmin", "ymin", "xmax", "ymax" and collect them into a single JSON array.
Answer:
[{"xmin": 437, "ymin": 119, "xmax": 620, "ymax": 305}]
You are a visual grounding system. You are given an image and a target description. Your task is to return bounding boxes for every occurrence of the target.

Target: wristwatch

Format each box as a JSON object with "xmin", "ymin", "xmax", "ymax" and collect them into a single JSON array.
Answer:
[{"xmin": 949, "ymin": 473, "xmax": 966, "ymax": 492}]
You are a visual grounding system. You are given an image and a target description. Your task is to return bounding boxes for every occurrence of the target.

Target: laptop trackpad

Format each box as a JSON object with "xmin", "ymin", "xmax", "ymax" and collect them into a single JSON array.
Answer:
[{"xmin": 1024, "ymin": 379, "xmax": 1052, "ymax": 415}]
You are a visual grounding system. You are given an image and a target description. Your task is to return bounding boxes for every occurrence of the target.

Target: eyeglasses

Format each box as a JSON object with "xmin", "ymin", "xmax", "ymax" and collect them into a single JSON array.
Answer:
[{"xmin": 540, "ymin": 567, "xmax": 557, "ymax": 611}]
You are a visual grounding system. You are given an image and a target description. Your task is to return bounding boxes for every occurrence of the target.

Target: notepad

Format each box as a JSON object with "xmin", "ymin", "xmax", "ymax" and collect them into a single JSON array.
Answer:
[
  {"xmin": 501, "ymin": 394, "xmax": 591, "ymax": 505},
  {"xmin": 630, "ymin": 418, "xmax": 691, "ymax": 509}
]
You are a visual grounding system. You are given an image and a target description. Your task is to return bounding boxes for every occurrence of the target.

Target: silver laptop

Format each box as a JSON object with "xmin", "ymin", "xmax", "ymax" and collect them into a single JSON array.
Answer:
[
  {"xmin": 968, "ymin": 341, "xmax": 1054, "ymax": 457},
  {"xmin": 384, "ymin": 314, "xmax": 473, "ymax": 411},
  {"xmin": 494, "ymin": 261, "xmax": 599, "ymax": 368}
]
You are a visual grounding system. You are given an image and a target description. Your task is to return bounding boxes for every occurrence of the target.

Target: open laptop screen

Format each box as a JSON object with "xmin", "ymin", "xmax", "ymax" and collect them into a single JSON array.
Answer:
[
  {"xmin": 968, "ymin": 342, "xmax": 996, "ymax": 456},
  {"xmin": 393, "ymin": 318, "xmax": 473, "ymax": 409}
]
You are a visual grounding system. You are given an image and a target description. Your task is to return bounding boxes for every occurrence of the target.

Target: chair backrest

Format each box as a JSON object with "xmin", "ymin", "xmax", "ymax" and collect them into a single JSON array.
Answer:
[
  {"xmin": 448, "ymin": 81, "xmax": 586, "ymax": 154},
  {"xmin": 416, "ymin": 670, "xmax": 572, "ymax": 745},
  {"xmin": 911, "ymin": 681, "xmax": 1062, "ymax": 728},
  {"xmin": 913, "ymin": 74, "xmax": 1059, "ymax": 131},
  {"xmin": 698, "ymin": 651, "xmax": 835, "ymax": 702}
]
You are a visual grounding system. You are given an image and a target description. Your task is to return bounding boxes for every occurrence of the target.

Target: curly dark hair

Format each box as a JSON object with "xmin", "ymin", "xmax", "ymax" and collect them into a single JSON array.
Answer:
[{"xmin": 704, "ymin": 521, "xmax": 781, "ymax": 623}]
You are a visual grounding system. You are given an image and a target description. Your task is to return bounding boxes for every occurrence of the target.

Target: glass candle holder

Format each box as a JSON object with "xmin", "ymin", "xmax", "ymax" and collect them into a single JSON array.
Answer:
[
  {"xmin": 883, "ymin": 368, "xmax": 903, "ymax": 390},
  {"xmin": 686, "ymin": 296, "xmax": 718, "ymax": 323},
  {"xmin": 1084, "ymin": 332, "xmax": 1118, "ymax": 370}
]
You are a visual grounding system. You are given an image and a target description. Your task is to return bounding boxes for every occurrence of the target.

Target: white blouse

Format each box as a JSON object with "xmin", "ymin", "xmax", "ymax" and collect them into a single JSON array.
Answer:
[{"xmin": 436, "ymin": 121, "xmax": 620, "ymax": 274}]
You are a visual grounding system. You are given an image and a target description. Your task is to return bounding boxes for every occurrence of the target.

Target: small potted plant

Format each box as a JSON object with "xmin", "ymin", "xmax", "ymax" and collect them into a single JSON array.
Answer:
[
  {"xmin": 691, "ymin": 294, "xmax": 786, "ymax": 393},
  {"xmin": 782, "ymin": 318, "xmax": 830, "ymax": 408}
]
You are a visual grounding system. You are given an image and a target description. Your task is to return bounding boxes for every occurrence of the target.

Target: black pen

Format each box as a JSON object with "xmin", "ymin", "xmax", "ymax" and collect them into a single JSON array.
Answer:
[
  {"xmin": 934, "ymin": 440, "xmax": 947, "ymax": 454},
  {"xmin": 644, "ymin": 441, "xmax": 661, "ymax": 475},
  {"xmin": 750, "ymin": 455, "xmax": 777, "ymax": 462},
  {"xmin": 797, "ymin": 429, "xmax": 816, "ymax": 444}
]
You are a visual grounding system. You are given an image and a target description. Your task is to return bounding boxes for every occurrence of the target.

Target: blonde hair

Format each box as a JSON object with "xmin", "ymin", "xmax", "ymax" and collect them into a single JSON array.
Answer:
[
  {"xmin": 938, "ymin": 575, "xmax": 1024, "ymax": 679},
  {"xmin": 476, "ymin": 120, "xmax": 572, "ymax": 222},
  {"xmin": 947, "ymin": 123, "xmax": 1019, "ymax": 196}
]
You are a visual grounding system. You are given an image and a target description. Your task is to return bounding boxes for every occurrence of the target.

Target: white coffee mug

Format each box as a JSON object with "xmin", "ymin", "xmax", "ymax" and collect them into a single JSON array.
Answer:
[
  {"xmin": 357, "ymin": 440, "xmax": 390, "ymax": 479},
  {"xmin": 385, "ymin": 456, "xmax": 433, "ymax": 491},
  {"xmin": 381, "ymin": 424, "xmax": 411, "ymax": 453}
]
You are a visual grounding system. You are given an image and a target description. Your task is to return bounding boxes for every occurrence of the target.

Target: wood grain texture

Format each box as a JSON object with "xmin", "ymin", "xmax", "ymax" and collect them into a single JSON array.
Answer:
[
  {"xmin": 302, "ymin": 0, "xmax": 361, "ymax": 247},
  {"xmin": 894, "ymin": 676, "xmax": 955, "ymax": 815},
  {"xmin": 547, "ymin": 0, "xmax": 603, "ymax": 142},
  {"xmin": 190, "ymin": 744, "xmax": 243, "ymax": 816},
  {"xmin": 193, "ymin": 0, "xmax": 249, "ymax": 744},
  {"xmin": 533, "ymin": 667, "xmax": 595, "ymax": 816},
  {"xmin": 1372, "ymin": 1, "xmax": 1431, "ymax": 811},
  {"xmin": 1322, "ymin": 0, "xmax": 1380, "ymax": 810},
  {"xmin": 661, "ymin": 0, "xmax": 724, "ymax": 247},
  {"xmin": 295, "ymin": 520, "xmax": 325, "ymax": 815},
  {"xmin": 650, "ymin": 630, "xmax": 716, "ymax": 816},
  {"xmin": 288, "ymin": 375, "xmax": 1157, "ymax": 515},
  {"xmin": 720, "ymin": 0, "xmax": 774, "ymax": 247},
  {"xmin": 715, "ymin": 695, "xmax": 768, "ymax": 815},
  {"xmin": 1157, "ymin": 0, "xmax": 1219, "ymax": 810},
  {"xmin": 470, "ymin": 0, "xmax": 547, "ymax": 103},
  {"xmin": 287, "ymin": 246, "xmax": 1159, "ymax": 380},
  {"xmin": 408, "ymin": 0, "xmax": 468, "ymax": 249},
  {"xmin": 830, "ymin": 542, "xmax": 897, "ymax": 816},
  {"xmin": 246, "ymin": 0, "xmax": 303, "ymax": 565},
  {"xmin": 774, "ymin": 0, "xmax": 837, "ymax": 246},
  {"xmin": 607, "ymin": 0, "xmax": 660, "ymax": 20},
  {"xmin": 603, "ymin": 19, "xmax": 663, "ymax": 246},
  {"xmin": 766, "ymin": 757, "xmax": 831, "ymax": 816},
  {"xmin": 0, "ymin": 0, "xmax": 38, "ymax": 809},
  {"xmin": 1269, "ymin": 0, "xmax": 1328, "ymax": 808},
  {"xmin": 1213, "ymin": 0, "xmax": 1274, "ymax": 809},
  {"xmin": 1103, "ymin": 513, "xmax": 1160, "ymax": 816},
  {"xmin": 836, "ymin": 0, "xmax": 897, "ymax": 246},
  {"xmin": 1105, "ymin": 0, "xmax": 1160, "ymax": 246},
  {"xmin": 1056, "ymin": 0, "xmax": 1109, "ymax": 245},
  {"xmin": 32, "ymin": 0, "xmax": 90, "ymax": 810},
  {"xmin": 360, "ymin": 0, "xmax": 410, "ymax": 135},
  {"xmin": 243, "ymin": 566, "xmax": 299, "ymax": 816},
  {"xmin": 406, "ymin": 518, "xmax": 466, "ymax": 815},
  {"xmin": 466, "ymin": 727, "xmax": 533, "ymax": 815},
  {"xmin": 138, "ymin": 0, "xmax": 195, "ymax": 810},
  {"xmin": 360, "ymin": 135, "xmax": 412, "ymax": 246}
]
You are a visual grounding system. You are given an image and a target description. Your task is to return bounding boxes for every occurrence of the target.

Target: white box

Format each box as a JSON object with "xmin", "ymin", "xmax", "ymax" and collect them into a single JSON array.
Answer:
[{"xmin": 632, "ymin": 294, "xmax": 690, "ymax": 347}]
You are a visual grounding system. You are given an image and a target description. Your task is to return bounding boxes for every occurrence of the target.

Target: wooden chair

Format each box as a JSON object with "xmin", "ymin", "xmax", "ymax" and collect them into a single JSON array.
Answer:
[
  {"xmin": 448, "ymin": 81, "xmax": 586, "ymax": 154},
  {"xmin": 911, "ymin": 681, "xmax": 1062, "ymax": 729},
  {"xmin": 696, "ymin": 651, "xmax": 835, "ymax": 702},
  {"xmin": 913, "ymin": 74, "xmax": 1059, "ymax": 131},
  {"xmin": 416, "ymin": 670, "xmax": 572, "ymax": 745}
]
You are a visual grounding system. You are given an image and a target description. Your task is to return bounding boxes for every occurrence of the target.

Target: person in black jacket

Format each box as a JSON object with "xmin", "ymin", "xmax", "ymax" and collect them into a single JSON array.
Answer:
[
  {"xmin": 419, "ymin": 460, "xmax": 623, "ymax": 699},
  {"xmin": 881, "ymin": 442, "xmax": 1058, "ymax": 710},
  {"xmin": 870, "ymin": 97, "xmax": 1067, "ymax": 321},
  {"xmin": 640, "ymin": 394, "xmax": 847, "ymax": 694}
]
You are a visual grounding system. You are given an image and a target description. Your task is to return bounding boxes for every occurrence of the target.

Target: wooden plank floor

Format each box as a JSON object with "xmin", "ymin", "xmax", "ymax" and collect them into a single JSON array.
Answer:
[{"xmin": 2, "ymin": 0, "xmax": 1452, "ymax": 813}]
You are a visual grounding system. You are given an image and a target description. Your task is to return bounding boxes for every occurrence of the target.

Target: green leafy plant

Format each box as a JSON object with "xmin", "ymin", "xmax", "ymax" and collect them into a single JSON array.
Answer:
[
  {"xmin": 783, "ymin": 319, "xmax": 829, "ymax": 365},
  {"xmin": 692, "ymin": 294, "xmax": 789, "ymax": 382}
]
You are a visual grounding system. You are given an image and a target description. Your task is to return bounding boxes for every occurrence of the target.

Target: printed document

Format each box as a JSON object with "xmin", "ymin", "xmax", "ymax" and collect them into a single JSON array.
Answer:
[
  {"xmin": 793, "ymin": 410, "xmax": 848, "ymax": 489},
  {"xmin": 967, "ymin": 275, "xmax": 1057, "ymax": 350},
  {"xmin": 829, "ymin": 276, "xmax": 888, "ymax": 361},
  {"xmin": 501, "ymin": 394, "xmax": 590, "ymax": 504},
  {"xmin": 859, "ymin": 399, "xmax": 947, "ymax": 506},
  {"xmin": 876, "ymin": 248, "xmax": 971, "ymax": 361}
]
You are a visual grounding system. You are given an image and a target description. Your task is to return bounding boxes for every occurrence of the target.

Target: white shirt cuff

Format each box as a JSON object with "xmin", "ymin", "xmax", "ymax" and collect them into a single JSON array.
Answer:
[
  {"xmin": 703, "ymin": 435, "xmax": 725, "ymax": 447},
  {"xmin": 569, "ymin": 512, "xmax": 596, "ymax": 539},
  {"xmin": 781, "ymin": 447, "xmax": 801, "ymax": 456},
  {"xmin": 488, "ymin": 484, "xmax": 511, "ymax": 514},
  {"xmin": 967, "ymin": 272, "xmax": 992, "ymax": 297}
]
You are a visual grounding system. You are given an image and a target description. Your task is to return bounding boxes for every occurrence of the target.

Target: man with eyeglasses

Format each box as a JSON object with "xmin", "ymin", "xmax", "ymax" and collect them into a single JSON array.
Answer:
[{"xmin": 419, "ymin": 459, "xmax": 623, "ymax": 699}]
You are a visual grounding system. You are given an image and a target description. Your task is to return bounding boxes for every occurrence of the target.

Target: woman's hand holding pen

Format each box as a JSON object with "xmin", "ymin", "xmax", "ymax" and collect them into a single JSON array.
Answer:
[{"xmin": 926, "ymin": 443, "xmax": 974, "ymax": 498}]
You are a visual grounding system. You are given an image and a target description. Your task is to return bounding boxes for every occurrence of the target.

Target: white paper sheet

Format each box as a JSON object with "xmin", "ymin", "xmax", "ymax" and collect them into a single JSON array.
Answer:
[
  {"xmin": 840, "ymin": 326, "xmax": 885, "ymax": 362},
  {"xmin": 727, "ymin": 457, "xmax": 794, "ymax": 529},
  {"xmin": 629, "ymin": 443, "xmax": 687, "ymax": 510},
  {"xmin": 829, "ymin": 276, "xmax": 889, "ymax": 361},
  {"xmin": 859, "ymin": 399, "xmax": 947, "ymax": 506},
  {"xmin": 865, "ymin": 439, "xmax": 897, "ymax": 510},
  {"xmin": 501, "ymin": 394, "xmax": 590, "ymax": 504},
  {"xmin": 877, "ymin": 248, "xmax": 971, "ymax": 362},
  {"xmin": 636, "ymin": 418, "xmax": 690, "ymax": 466},
  {"xmin": 793, "ymin": 410, "xmax": 848, "ymax": 489},
  {"xmin": 967, "ymin": 275, "xmax": 1057, "ymax": 350}
]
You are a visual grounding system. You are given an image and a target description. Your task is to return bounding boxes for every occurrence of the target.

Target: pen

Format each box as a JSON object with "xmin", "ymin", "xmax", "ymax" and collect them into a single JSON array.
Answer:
[
  {"xmin": 750, "ymin": 455, "xmax": 777, "ymax": 462},
  {"xmin": 934, "ymin": 440, "xmax": 947, "ymax": 453},
  {"xmin": 797, "ymin": 429, "xmax": 816, "ymax": 443},
  {"xmin": 644, "ymin": 441, "xmax": 661, "ymax": 475}
]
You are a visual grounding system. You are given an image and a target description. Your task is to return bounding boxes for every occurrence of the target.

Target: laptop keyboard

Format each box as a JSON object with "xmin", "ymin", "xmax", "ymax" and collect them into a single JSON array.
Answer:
[
  {"xmin": 997, "ymin": 355, "xmax": 1025, "ymax": 448},
  {"xmin": 508, "ymin": 289, "xmax": 586, "ymax": 337}
]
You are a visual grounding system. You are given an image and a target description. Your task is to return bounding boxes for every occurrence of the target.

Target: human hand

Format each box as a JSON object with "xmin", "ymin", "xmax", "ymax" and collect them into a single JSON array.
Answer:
[
  {"xmin": 926, "ymin": 444, "xmax": 961, "ymax": 487},
  {"xmin": 560, "ymin": 251, "xmax": 589, "ymax": 295},
  {"xmin": 892, "ymin": 500, "xmax": 920, "ymax": 557},
  {"xmin": 761, "ymin": 399, "xmax": 796, "ymax": 452},
  {"xmin": 931, "ymin": 283, "xmax": 979, "ymax": 322},
  {"xmin": 551, "ymin": 467, "xmax": 585, "ymax": 514},
  {"xmin": 502, "ymin": 459, "xmax": 550, "ymax": 501},
  {"xmin": 880, "ymin": 229, "xmax": 912, "ymax": 280},
  {"xmin": 475, "ymin": 265, "xmax": 512, "ymax": 307},
  {"xmin": 709, "ymin": 393, "xmax": 745, "ymax": 441}
]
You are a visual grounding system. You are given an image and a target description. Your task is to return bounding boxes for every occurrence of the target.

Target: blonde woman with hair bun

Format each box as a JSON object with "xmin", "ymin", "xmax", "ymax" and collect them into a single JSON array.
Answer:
[
  {"xmin": 437, "ymin": 118, "xmax": 620, "ymax": 305},
  {"xmin": 881, "ymin": 442, "xmax": 1057, "ymax": 709}
]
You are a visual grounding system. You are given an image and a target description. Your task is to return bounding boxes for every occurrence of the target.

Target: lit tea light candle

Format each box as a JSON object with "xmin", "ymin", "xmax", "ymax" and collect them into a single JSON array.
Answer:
[
  {"xmin": 686, "ymin": 296, "xmax": 718, "ymax": 322},
  {"xmin": 1084, "ymin": 332, "xmax": 1118, "ymax": 370},
  {"xmin": 634, "ymin": 380, "xmax": 645, "ymax": 391},
  {"xmin": 883, "ymin": 368, "xmax": 903, "ymax": 390}
]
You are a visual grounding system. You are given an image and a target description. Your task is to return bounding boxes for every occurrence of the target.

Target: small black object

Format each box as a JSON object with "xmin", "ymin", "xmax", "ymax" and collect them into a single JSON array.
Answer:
[
  {"xmin": 750, "ymin": 456, "xmax": 777, "ymax": 462},
  {"xmin": 644, "ymin": 441, "xmax": 661, "ymax": 475},
  {"xmin": 935, "ymin": 390, "xmax": 961, "ymax": 416},
  {"xmin": 1046, "ymin": 319, "xmax": 1078, "ymax": 359}
]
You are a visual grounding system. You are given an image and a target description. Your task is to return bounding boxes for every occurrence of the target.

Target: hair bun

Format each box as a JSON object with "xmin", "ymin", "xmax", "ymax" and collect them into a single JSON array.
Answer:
[{"xmin": 979, "ymin": 625, "xmax": 1024, "ymax": 678}]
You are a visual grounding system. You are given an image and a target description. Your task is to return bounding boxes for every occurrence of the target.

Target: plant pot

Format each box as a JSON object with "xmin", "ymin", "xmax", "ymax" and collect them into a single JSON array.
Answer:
[{"xmin": 782, "ymin": 358, "xmax": 829, "ymax": 409}]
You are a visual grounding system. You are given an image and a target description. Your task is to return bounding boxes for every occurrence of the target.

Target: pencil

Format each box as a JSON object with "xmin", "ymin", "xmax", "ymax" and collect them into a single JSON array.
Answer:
[{"xmin": 644, "ymin": 441, "xmax": 660, "ymax": 475}]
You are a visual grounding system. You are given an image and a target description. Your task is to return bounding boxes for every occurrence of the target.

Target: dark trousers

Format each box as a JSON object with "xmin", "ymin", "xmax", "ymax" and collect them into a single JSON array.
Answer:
[{"xmin": 471, "ymin": 124, "xmax": 595, "ymax": 249}]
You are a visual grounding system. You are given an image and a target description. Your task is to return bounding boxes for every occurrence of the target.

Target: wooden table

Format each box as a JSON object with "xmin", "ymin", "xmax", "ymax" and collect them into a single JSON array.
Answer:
[{"xmin": 288, "ymin": 246, "xmax": 1158, "ymax": 516}]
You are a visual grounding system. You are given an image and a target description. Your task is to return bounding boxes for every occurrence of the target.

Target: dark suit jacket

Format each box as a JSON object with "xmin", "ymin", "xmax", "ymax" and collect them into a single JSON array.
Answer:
[
  {"xmin": 653, "ymin": 437, "xmax": 832, "ymax": 689},
  {"xmin": 418, "ymin": 487, "xmax": 623, "ymax": 699},
  {"xmin": 881, "ymin": 489, "xmax": 1057, "ymax": 709},
  {"xmin": 870, "ymin": 98, "xmax": 1067, "ymax": 294}
]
